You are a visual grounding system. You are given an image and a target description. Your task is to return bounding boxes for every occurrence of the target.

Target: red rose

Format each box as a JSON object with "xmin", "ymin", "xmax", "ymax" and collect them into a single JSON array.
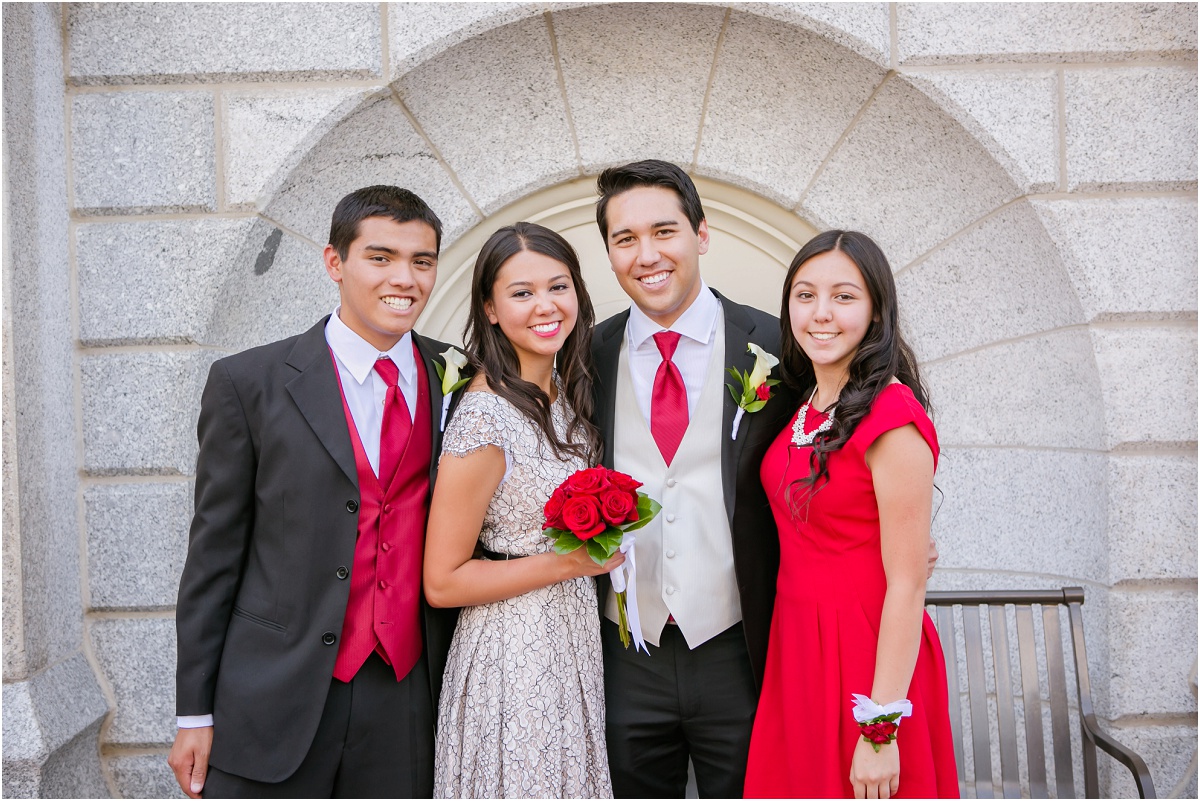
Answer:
[
  {"xmin": 608, "ymin": 470, "xmax": 643, "ymax": 493},
  {"xmin": 861, "ymin": 721, "xmax": 898, "ymax": 745},
  {"xmin": 755, "ymin": 383, "xmax": 771, "ymax": 402},
  {"xmin": 565, "ymin": 467, "xmax": 610, "ymax": 496},
  {"xmin": 543, "ymin": 486, "xmax": 568, "ymax": 530},
  {"xmin": 599, "ymin": 488, "xmax": 639, "ymax": 526},
  {"xmin": 562, "ymin": 495, "xmax": 606, "ymax": 539}
]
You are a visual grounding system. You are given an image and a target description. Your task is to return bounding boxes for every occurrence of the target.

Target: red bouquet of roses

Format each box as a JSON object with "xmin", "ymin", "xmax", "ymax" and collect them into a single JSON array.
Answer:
[{"xmin": 543, "ymin": 466, "xmax": 661, "ymax": 648}]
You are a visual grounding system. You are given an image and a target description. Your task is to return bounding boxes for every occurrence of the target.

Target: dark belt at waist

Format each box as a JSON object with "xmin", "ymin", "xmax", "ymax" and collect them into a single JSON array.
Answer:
[{"xmin": 479, "ymin": 547, "xmax": 528, "ymax": 561}]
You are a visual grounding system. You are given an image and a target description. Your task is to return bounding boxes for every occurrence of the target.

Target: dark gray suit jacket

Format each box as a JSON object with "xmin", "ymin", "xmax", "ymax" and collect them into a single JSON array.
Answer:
[
  {"xmin": 175, "ymin": 317, "xmax": 458, "ymax": 783},
  {"xmin": 590, "ymin": 290, "xmax": 798, "ymax": 688}
]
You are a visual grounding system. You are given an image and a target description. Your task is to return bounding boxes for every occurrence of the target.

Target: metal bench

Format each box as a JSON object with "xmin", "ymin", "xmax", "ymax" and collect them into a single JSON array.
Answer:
[{"xmin": 925, "ymin": 588, "xmax": 1155, "ymax": 798}]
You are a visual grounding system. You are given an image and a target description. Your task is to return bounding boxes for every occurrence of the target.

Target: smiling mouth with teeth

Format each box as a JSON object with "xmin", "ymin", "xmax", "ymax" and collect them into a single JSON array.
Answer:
[
  {"xmin": 640, "ymin": 272, "xmax": 669, "ymax": 286},
  {"xmin": 810, "ymin": 332, "xmax": 838, "ymax": 340},
  {"xmin": 531, "ymin": 322, "xmax": 561, "ymax": 334},
  {"xmin": 382, "ymin": 296, "xmax": 413, "ymax": 310}
]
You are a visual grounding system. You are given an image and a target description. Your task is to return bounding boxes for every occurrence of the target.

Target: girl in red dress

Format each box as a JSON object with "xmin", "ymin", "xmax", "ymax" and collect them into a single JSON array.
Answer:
[{"xmin": 744, "ymin": 231, "xmax": 958, "ymax": 799}]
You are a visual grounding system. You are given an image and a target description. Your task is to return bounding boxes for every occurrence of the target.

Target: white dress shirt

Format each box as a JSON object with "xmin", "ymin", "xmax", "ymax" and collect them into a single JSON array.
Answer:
[
  {"xmin": 324, "ymin": 307, "xmax": 419, "ymax": 476},
  {"xmin": 625, "ymin": 282, "xmax": 720, "ymax": 427},
  {"xmin": 177, "ymin": 309, "xmax": 420, "ymax": 729}
]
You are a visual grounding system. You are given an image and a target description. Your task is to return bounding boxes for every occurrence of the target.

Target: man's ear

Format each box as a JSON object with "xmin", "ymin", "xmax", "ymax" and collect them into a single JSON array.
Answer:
[
  {"xmin": 323, "ymin": 244, "xmax": 343, "ymax": 283},
  {"xmin": 696, "ymin": 219, "xmax": 710, "ymax": 256}
]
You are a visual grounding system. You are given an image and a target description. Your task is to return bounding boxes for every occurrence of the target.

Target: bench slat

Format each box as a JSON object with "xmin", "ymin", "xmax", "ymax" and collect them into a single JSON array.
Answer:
[
  {"xmin": 1044, "ymin": 606, "xmax": 1076, "ymax": 798},
  {"xmin": 963, "ymin": 605, "xmax": 995, "ymax": 797},
  {"xmin": 989, "ymin": 605, "xmax": 1022, "ymax": 798},
  {"xmin": 1016, "ymin": 605, "xmax": 1049, "ymax": 797},
  {"xmin": 935, "ymin": 605, "xmax": 967, "ymax": 793}
]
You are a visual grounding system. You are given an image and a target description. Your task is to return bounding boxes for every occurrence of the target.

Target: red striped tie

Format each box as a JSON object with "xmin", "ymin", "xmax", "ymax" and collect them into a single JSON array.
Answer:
[
  {"xmin": 373, "ymin": 357, "xmax": 412, "ymax": 489},
  {"xmin": 650, "ymin": 331, "xmax": 688, "ymax": 465}
]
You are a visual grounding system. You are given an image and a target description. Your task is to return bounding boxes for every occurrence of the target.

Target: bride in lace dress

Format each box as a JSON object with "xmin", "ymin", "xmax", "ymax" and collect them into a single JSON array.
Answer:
[{"xmin": 423, "ymin": 222, "xmax": 620, "ymax": 798}]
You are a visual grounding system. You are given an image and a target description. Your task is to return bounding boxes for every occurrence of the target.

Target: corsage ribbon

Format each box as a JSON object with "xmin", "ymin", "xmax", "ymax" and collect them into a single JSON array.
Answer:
[
  {"xmin": 608, "ymin": 533, "xmax": 648, "ymax": 655},
  {"xmin": 851, "ymin": 694, "xmax": 913, "ymax": 724}
]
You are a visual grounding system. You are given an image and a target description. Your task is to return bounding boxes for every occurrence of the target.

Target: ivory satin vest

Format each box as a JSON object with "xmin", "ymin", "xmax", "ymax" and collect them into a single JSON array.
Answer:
[{"xmin": 605, "ymin": 322, "xmax": 742, "ymax": 648}]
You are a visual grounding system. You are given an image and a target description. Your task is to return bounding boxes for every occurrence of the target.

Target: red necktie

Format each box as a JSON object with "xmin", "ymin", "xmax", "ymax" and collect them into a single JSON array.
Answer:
[
  {"xmin": 650, "ymin": 331, "xmax": 688, "ymax": 465},
  {"xmin": 373, "ymin": 357, "xmax": 413, "ymax": 489}
]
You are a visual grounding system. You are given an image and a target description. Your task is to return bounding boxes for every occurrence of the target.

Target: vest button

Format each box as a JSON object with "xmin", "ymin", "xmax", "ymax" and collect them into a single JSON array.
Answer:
[
  {"xmin": 665, "ymin": 549, "xmax": 676, "ymax": 559},
  {"xmin": 335, "ymin": 566, "xmax": 349, "ymax": 580},
  {"xmin": 666, "ymin": 514, "xmax": 676, "ymax": 523},
  {"xmin": 665, "ymin": 586, "xmax": 675, "ymax": 596},
  {"xmin": 667, "ymin": 479, "xmax": 676, "ymax": 488},
  {"xmin": 346, "ymin": 500, "xmax": 359, "ymax": 513},
  {"xmin": 321, "ymin": 632, "xmax": 336, "ymax": 645},
  {"xmin": 383, "ymin": 504, "xmax": 391, "ymax": 514},
  {"xmin": 381, "ymin": 542, "xmax": 391, "ymax": 552},
  {"xmin": 378, "ymin": 580, "xmax": 388, "ymax": 590}
]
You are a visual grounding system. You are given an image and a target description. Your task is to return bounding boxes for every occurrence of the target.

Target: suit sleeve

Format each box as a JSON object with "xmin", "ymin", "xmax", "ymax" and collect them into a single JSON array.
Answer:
[{"xmin": 175, "ymin": 359, "xmax": 257, "ymax": 716}]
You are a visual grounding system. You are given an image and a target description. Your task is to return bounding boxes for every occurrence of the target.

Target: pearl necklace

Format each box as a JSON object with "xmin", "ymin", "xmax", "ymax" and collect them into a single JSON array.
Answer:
[{"xmin": 791, "ymin": 387, "xmax": 835, "ymax": 447}]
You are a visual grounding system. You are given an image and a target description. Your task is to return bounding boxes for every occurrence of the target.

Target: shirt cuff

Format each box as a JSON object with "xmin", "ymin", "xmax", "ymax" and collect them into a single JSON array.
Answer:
[{"xmin": 177, "ymin": 714, "xmax": 213, "ymax": 729}]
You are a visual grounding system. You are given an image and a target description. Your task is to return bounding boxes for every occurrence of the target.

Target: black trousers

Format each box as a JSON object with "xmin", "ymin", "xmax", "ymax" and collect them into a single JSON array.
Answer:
[
  {"xmin": 203, "ymin": 652, "xmax": 434, "ymax": 798},
  {"xmin": 603, "ymin": 619, "xmax": 759, "ymax": 799}
]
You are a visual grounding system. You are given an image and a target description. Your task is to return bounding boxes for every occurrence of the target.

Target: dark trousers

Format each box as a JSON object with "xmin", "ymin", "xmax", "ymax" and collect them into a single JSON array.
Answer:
[
  {"xmin": 603, "ymin": 619, "xmax": 758, "ymax": 799},
  {"xmin": 203, "ymin": 652, "xmax": 434, "ymax": 799}
]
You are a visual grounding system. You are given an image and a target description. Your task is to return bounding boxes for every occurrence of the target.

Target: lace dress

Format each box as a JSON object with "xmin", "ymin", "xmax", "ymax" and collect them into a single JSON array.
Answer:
[{"xmin": 433, "ymin": 390, "xmax": 613, "ymax": 799}]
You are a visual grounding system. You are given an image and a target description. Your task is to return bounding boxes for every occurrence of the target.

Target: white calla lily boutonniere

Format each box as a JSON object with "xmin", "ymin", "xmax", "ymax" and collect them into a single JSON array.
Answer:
[
  {"xmin": 433, "ymin": 346, "xmax": 470, "ymax": 431},
  {"xmin": 726, "ymin": 343, "xmax": 780, "ymax": 440}
]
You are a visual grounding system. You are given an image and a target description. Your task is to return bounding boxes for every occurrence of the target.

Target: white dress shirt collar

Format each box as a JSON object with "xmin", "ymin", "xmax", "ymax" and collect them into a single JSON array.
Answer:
[
  {"xmin": 325, "ymin": 306, "xmax": 416, "ymax": 386},
  {"xmin": 627, "ymin": 281, "xmax": 720, "ymax": 349}
]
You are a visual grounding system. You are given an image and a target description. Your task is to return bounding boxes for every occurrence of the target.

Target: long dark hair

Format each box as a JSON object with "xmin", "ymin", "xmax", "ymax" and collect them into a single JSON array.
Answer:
[
  {"xmin": 464, "ymin": 222, "xmax": 601, "ymax": 463},
  {"xmin": 779, "ymin": 230, "xmax": 929, "ymax": 497}
]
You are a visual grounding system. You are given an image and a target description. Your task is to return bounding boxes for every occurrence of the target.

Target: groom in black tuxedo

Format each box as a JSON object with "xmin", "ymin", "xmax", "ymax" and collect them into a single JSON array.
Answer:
[
  {"xmin": 589, "ymin": 161, "xmax": 798, "ymax": 797},
  {"xmin": 168, "ymin": 186, "xmax": 458, "ymax": 798}
]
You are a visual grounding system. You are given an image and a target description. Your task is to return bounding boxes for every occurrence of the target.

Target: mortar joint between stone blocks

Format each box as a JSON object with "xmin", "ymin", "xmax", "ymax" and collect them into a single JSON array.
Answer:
[
  {"xmin": 888, "ymin": 2, "xmax": 898, "ymax": 71},
  {"xmin": 543, "ymin": 11, "xmax": 582, "ymax": 176},
  {"xmin": 794, "ymin": 69, "xmax": 896, "ymax": 213},
  {"xmin": 691, "ymin": 7, "xmax": 731, "ymax": 171},
  {"xmin": 213, "ymin": 87, "xmax": 227, "ymax": 212},
  {"xmin": 387, "ymin": 86, "xmax": 484, "ymax": 220},
  {"xmin": 379, "ymin": 2, "xmax": 390, "ymax": 85}
]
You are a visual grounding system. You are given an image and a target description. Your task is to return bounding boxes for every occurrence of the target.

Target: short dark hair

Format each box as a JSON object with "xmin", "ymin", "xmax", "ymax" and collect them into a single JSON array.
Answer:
[
  {"xmin": 595, "ymin": 160, "xmax": 705, "ymax": 246},
  {"xmin": 328, "ymin": 185, "xmax": 443, "ymax": 259}
]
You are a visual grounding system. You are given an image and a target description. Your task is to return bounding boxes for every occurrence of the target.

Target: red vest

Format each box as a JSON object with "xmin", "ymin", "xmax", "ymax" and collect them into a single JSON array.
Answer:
[{"xmin": 331, "ymin": 346, "xmax": 431, "ymax": 682}]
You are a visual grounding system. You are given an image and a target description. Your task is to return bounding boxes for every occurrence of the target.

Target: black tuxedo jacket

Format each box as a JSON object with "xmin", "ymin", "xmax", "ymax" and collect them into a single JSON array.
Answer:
[
  {"xmin": 175, "ymin": 317, "xmax": 459, "ymax": 783},
  {"xmin": 590, "ymin": 290, "xmax": 798, "ymax": 688}
]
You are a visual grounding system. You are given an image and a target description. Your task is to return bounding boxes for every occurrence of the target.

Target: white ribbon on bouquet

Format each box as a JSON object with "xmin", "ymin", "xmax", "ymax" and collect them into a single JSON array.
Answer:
[{"xmin": 608, "ymin": 533, "xmax": 649, "ymax": 655}]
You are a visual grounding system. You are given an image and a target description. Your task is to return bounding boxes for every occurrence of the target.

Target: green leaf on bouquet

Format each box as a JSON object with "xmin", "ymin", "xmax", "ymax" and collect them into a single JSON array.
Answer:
[
  {"xmin": 742, "ymin": 399, "xmax": 767, "ymax": 413},
  {"xmin": 591, "ymin": 527, "xmax": 623, "ymax": 555},
  {"xmin": 551, "ymin": 535, "xmax": 584, "ymax": 555},
  {"xmin": 585, "ymin": 538, "xmax": 610, "ymax": 565},
  {"xmin": 727, "ymin": 383, "xmax": 743, "ymax": 404},
  {"xmin": 433, "ymin": 361, "xmax": 446, "ymax": 382},
  {"xmin": 623, "ymin": 495, "xmax": 662, "ymax": 533}
]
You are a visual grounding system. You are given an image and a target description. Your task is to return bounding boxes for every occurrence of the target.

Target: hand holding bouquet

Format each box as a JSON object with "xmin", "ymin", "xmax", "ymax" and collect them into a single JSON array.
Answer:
[{"xmin": 543, "ymin": 466, "xmax": 660, "ymax": 649}]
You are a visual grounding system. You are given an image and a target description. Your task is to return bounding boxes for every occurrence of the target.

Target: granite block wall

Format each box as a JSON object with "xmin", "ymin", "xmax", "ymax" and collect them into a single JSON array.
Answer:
[{"xmin": 4, "ymin": 2, "xmax": 1195, "ymax": 796}]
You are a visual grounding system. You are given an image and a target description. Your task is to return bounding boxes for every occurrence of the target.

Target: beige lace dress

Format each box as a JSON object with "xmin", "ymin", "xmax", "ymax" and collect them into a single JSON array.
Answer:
[{"xmin": 433, "ymin": 390, "xmax": 613, "ymax": 799}]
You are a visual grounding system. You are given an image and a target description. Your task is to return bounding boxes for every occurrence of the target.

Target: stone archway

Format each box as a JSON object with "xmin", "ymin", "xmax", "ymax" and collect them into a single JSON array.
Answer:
[
  {"xmin": 207, "ymin": 3, "xmax": 1109, "ymax": 602},
  {"xmin": 420, "ymin": 176, "xmax": 816, "ymax": 342}
]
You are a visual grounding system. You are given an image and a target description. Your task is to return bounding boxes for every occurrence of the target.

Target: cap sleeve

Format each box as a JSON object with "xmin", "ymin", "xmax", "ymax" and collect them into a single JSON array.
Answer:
[
  {"xmin": 848, "ymin": 383, "xmax": 939, "ymax": 468},
  {"xmin": 440, "ymin": 392, "xmax": 508, "ymax": 458}
]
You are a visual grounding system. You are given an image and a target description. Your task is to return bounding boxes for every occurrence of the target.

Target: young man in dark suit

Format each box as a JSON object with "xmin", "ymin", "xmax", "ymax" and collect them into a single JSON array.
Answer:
[
  {"xmin": 591, "ymin": 161, "xmax": 939, "ymax": 798},
  {"xmin": 168, "ymin": 186, "xmax": 458, "ymax": 798},
  {"xmin": 589, "ymin": 160, "xmax": 798, "ymax": 798}
]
